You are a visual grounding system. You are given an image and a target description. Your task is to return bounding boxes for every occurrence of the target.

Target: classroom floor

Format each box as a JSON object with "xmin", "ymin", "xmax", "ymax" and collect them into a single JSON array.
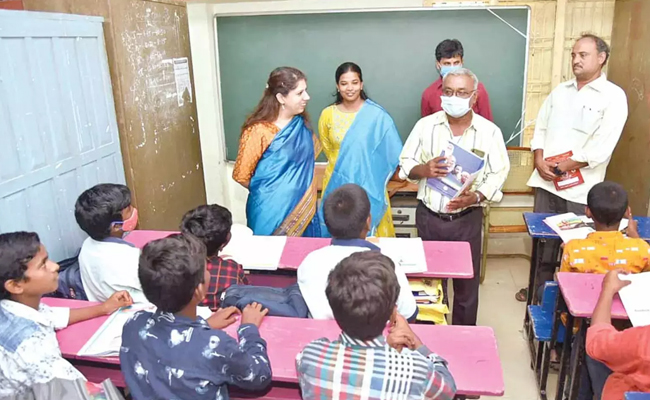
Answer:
[{"xmin": 473, "ymin": 257, "xmax": 558, "ymax": 400}]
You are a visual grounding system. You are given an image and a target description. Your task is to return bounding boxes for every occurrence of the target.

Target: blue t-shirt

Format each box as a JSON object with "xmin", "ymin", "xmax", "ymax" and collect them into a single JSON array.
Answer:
[{"xmin": 120, "ymin": 310, "xmax": 271, "ymax": 400}]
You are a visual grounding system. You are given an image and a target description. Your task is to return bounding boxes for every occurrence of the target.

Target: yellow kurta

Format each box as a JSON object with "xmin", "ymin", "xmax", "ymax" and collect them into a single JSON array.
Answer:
[{"xmin": 318, "ymin": 105, "xmax": 396, "ymax": 237}]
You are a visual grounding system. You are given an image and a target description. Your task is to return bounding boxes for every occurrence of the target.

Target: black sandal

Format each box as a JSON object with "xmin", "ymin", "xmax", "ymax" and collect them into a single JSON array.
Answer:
[{"xmin": 515, "ymin": 287, "xmax": 527, "ymax": 302}]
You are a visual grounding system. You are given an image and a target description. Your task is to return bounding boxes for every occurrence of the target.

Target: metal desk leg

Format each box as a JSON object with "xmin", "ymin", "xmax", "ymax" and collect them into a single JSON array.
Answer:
[
  {"xmin": 555, "ymin": 295, "xmax": 574, "ymax": 400},
  {"xmin": 567, "ymin": 319, "xmax": 587, "ymax": 400},
  {"xmin": 524, "ymin": 237, "xmax": 540, "ymax": 328}
]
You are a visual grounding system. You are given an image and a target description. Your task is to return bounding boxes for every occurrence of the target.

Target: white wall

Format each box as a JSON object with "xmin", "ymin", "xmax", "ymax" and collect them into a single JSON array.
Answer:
[{"xmin": 186, "ymin": 0, "xmax": 422, "ymax": 224}]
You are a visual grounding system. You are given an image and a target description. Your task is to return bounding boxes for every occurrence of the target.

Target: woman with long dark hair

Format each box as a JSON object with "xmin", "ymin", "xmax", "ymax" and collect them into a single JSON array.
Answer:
[
  {"xmin": 233, "ymin": 67, "xmax": 321, "ymax": 237},
  {"xmin": 318, "ymin": 62, "xmax": 402, "ymax": 237}
]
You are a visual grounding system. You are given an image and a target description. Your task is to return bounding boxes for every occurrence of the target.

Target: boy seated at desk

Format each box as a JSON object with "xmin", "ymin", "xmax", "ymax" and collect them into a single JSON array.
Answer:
[
  {"xmin": 180, "ymin": 204, "xmax": 249, "ymax": 311},
  {"xmin": 556, "ymin": 182, "xmax": 648, "ymax": 398},
  {"xmin": 0, "ymin": 231, "xmax": 132, "ymax": 397},
  {"xmin": 297, "ymin": 184, "xmax": 418, "ymax": 321},
  {"xmin": 75, "ymin": 183, "xmax": 148, "ymax": 303},
  {"xmin": 120, "ymin": 234, "xmax": 271, "ymax": 400},
  {"xmin": 296, "ymin": 251, "xmax": 457, "ymax": 400},
  {"xmin": 560, "ymin": 181, "xmax": 649, "ymax": 274},
  {"xmin": 586, "ymin": 269, "xmax": 650, "ymax": 400}
]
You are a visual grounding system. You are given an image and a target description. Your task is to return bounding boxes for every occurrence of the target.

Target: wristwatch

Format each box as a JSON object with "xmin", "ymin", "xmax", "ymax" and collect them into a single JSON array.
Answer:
[{"xmin": 552, "ymin": 163, "xmax": 563, "ymax": 176}]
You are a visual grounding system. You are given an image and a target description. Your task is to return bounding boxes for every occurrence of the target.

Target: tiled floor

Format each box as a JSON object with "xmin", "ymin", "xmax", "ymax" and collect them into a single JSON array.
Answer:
[{"xmin": 472, "ymin": 257, "xmax": 559, "ymax": 400}]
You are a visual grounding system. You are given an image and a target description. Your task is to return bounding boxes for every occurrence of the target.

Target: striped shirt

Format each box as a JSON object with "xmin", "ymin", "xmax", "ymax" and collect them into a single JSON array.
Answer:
[
  {"xmin": 399, "ymin": 111, "xmax": 510, "ymax": 213},
  {"xmin": 296, "ymin": 332, "xmax": 456, "ymax": 400}
]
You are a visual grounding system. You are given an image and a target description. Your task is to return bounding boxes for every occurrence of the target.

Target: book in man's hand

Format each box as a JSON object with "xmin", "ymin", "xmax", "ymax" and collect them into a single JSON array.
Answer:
[
  {"xmin": 545, "ymin": 151, "xmax": 584, "ymax": 191},
  {"xmin": 426, "ymin": 140, "xmax": 485, "ymax": 199}
]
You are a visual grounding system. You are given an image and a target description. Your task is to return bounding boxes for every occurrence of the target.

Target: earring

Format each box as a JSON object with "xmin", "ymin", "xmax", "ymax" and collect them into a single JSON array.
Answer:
[{"xmin": 281, "ymin": 104, "xmax": 285, "ymax": 110}]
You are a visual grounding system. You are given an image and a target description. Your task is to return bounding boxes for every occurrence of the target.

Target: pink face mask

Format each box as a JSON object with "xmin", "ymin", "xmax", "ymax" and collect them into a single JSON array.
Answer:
[{"xmin": 116, "ymin": 208, "xmax": 138, "ymax": 232}]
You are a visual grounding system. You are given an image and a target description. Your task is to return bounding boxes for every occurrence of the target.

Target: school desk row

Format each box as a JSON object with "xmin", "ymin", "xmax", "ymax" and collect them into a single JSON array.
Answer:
[{"xmin": 44, "ymin": 297, "xmax": 505, "ymax": 398}]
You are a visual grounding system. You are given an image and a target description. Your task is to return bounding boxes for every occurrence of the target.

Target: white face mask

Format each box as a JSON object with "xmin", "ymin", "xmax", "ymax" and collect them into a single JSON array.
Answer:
[{"xmin": 440, "ymin": 95, "xmax": 472, "ymax": 118}]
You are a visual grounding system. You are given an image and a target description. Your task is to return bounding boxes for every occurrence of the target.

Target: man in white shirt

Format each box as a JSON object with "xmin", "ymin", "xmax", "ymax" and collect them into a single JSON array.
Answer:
[
  {"xmin": 520, "ymin": 34, "xmax": 628, "ymax": 302},
  {"xmin": 400, "ymin": 68, "xmax": 510, "ymax": 326},
  {"xmin": 75, "ymin": 184, "xmax": 148, "ymax": 303},
  {"xmin": 298, "ymin": 184, "xmax": 418, "ymax": 321}
]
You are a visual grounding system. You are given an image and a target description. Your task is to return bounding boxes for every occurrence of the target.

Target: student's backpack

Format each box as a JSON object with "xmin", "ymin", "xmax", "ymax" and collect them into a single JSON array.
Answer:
[
  {"xmin": 220, "ymin": 283, "xmax": 308, "ymax": 318},
  {"xmin": 45, "ymin": 252, "xmax": 88, "ymax": 301}
]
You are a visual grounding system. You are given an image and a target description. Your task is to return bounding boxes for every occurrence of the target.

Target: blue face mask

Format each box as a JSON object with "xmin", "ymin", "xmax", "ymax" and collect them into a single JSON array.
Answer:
[{"xmin": 440, "ymin": 64, "xmax": 462, "ymax": 78}]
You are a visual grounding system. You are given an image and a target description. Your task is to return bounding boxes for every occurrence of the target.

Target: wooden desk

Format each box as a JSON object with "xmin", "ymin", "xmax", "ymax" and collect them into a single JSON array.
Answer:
[
  {"xmin": 124, "ymin": 231, "xmax": 474, "ymax": 280},
  {"xmin": 45, "ymin": 298, "xmax": 504, "ymax": 397}
]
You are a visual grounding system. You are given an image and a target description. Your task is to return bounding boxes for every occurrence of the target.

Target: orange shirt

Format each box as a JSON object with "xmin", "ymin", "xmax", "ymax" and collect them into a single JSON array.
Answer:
[
  {"xmin": 586, "ymin": 323, "xmax": 650, "ymax": 400},
  {"xmin": 560, "ymin": 231, "xmax": 650, "ymax": 274}
]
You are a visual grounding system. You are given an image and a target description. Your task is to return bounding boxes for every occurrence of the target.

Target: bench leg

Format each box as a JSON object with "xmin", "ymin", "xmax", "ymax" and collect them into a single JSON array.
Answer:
[
  {"xmin": 555, "ymin": 295, "xmax": 574, "ymax": 400},
  {"xmin": 539, "ymin": 341, "xmax": 552, "ymax": 400}
]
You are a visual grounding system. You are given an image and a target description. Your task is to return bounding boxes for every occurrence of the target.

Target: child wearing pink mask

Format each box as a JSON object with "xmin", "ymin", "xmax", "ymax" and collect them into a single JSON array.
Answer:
[{"xmin": 75, "ymin": 184, "xmax": 147, "ymax": 303}]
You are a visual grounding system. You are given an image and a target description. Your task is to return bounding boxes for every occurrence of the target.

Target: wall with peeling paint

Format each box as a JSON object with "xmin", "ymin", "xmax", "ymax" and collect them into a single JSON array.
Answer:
[{"xmin": 24, "ymin": 0, "xmax": 207, "ymax": 230}]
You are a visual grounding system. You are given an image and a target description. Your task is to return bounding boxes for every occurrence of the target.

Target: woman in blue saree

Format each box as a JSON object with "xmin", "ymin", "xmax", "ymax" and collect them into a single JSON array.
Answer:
[
  {"xmin": 318, "ymin": 62, "xmax": 403, "ymax": 237},
  {"xmin": 233, "ymin": 67, "xmax": 321, "ymax": 237}
]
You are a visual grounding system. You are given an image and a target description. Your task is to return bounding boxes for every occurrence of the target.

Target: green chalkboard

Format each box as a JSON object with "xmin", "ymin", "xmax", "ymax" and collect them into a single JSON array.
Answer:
[{"xmin": 216, "ymin": 8, "xmax": 529, "ymax": 161}]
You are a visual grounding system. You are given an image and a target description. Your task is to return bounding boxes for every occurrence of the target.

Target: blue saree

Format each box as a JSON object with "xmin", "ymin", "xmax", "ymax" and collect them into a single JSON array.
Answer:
[
  {"xmin": 247, "ymin": 116, "xmax": 321, "ymax": 237},
  {"xmin": 319, "ymin": 100, "xmax": 403, "ymax": 236}
]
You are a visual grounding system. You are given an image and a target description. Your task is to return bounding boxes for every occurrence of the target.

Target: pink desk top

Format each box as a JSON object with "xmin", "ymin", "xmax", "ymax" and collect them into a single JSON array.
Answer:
[
  {"xmin": 125, "ymin": 230, "xmax": 474, "ymax": 279},
  {"xmin": 43, "ymin": 298, "xmax": 119, "ymax": 364},
  {"xmin": 45, "ymin": 298, "xmax": 503, "ymax": 396},
  {"xmin": 556, "ymin": 272, "xmax": 628, "ymax": 319}
]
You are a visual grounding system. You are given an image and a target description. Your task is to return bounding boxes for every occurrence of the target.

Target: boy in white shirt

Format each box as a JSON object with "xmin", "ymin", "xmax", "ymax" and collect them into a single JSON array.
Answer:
[
  {"xmin": 75, "ymin": 183, "xmax": 146, "ymax": 303},
  {"xmin": 0, "ymin": 231, "xmax": 131, "ymax": 397},
  {"xmin": 298, "ymin": 184, "xmax": 418, "ymax": 321}
]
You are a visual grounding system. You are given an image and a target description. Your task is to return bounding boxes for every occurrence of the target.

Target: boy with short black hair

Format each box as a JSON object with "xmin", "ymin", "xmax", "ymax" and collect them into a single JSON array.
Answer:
[
  {"xmin": 180, "ymin": 204, "xmax": 248, "ymax": 310},
  {"xmin": 560, "ymin": 181, "xmax": 650, "ymax": 274},
  {"xmin": 0, "ymin": 231, "xmax": 132, "ymax": 397},
  {"xmin": 298, "ymin": 184, "xmax": 417, "ymax": 320},
  {"xmin": 75, "ymin": 183, "xmax": 146, "ymax": 303},
  {"xmin": 296, "ymin": 251, "xmax": 456, "ymax": 400},
  {"xmin": 120, "ymin": 234, "xmax": 271, "ymax": 400}
]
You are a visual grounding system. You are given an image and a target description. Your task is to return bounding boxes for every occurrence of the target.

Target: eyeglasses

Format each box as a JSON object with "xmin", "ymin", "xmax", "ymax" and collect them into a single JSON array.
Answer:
[{"xmin": 442, "ymin": 89, "xmax": 476, "ymax": 99}]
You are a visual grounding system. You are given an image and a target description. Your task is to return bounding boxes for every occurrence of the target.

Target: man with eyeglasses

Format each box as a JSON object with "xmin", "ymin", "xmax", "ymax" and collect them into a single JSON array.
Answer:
[
  {"xmin": 421, "ymin": 39, "xmax": 493, "ymax": 120},
  {"xmin": 400, "ymin": 68, "xmax": 510, "ymax": 326}
]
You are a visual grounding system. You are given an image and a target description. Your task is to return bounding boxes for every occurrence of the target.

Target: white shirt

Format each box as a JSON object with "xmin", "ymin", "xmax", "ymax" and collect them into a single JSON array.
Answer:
[
  {"xmin": 527, "ymin": 74, "xmax": 628, "ymax": 204},
  {"xmin": 297, "ymin": 241, "xmax": 418, "ymax": 320},
  {"xmin": 0, "ymin": 300, "xmax": 83, "ymax": 397},
  {"xmin": 79, "ymin": 237, "xmax": 148, "ymax": 303},
  {"xmin": 399, "ymin": 111, "xmax": 510, "ymax": 213}
]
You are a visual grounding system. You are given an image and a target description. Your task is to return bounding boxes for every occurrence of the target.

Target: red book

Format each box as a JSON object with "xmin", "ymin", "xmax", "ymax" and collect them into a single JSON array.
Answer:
[{"xmin": 545, "ymin": 151, "xmax": 585, "ymax": 191}]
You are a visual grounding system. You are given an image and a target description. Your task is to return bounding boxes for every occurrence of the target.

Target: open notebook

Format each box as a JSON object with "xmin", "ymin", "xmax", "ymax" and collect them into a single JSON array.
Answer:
[
  {"xmin": 220, "ymin": 229, "xmax": 287, "ymax": 271},
  {"xmin": 543, "ymin": 213, "xmax": 629, "ymax": 243},
  {"xmin": 78, "ymin": 305, "xmax": 213, "ymax": 357},
  {"xmin": 618, "ymin": 272, "xmax": 650, "ymax": 327},
  {"xmin": 376, "ymin": 237, "xmax": 427, "ymax": 274}
]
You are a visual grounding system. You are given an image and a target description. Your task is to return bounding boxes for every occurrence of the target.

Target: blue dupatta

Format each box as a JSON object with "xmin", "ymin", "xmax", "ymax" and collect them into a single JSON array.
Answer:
[
  {"xmin": 319, "ymin": 100, "xmax": 403, "ymax": 236},
  {"xmin": 247, "ymin": 116, "xmax": 320, "ymax": 237}
]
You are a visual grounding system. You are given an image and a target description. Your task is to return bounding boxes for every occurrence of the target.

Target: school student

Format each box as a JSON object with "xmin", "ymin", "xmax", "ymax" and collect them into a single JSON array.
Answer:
[
  {"xmin": 120, "ymin": 234, "xmax": 271, "ymax": 400},
  {"xmin": 0, "ymin": 231, "xmax": 132, "ymax": 397},
  {"xmin": 296, "ymin": 251, "xmax": 456, "ymax": 400},
  {"xmin": 560, "ymin": 181, "xmax": 649, "ymax": 274},
  {"xmin": 75, "ymin": 183, "xmax": 147, "ymax": 303},
  {"xmin": 180, "ymin": 204, "xmax": 249, "ymax": 310},
  {"xmin": 297, "ymin": 184, "xmax": 418, "ymax": 321},
  {"xmin": 557, "ymin": 182, "xmax": 648, "ymax": 399},
  {"xmin": 586, "ymin": 269, "xmax": 650, "ymax": 399}
]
